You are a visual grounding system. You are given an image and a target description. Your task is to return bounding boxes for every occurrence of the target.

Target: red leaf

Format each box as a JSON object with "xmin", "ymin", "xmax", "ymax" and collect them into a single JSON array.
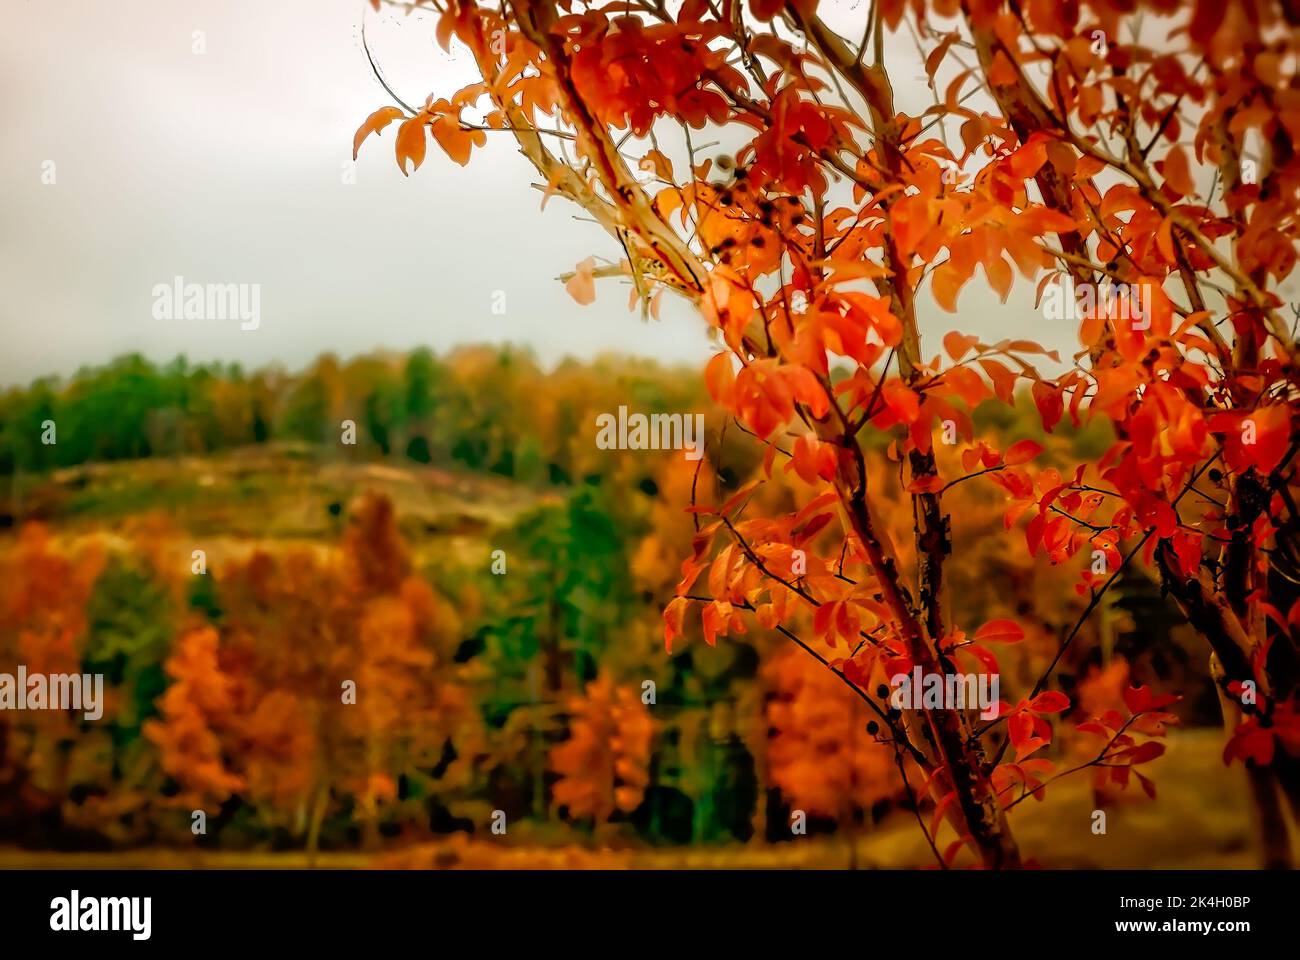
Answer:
[
  {"xmin": 1029, "ymin": 690, "xmax": 1070, "ymax": 714},
  {"xmin": 1124, "ymin": 741, "xmax": 1166, "ymax": 765},
  {"xmin": 974, "ymin": 618, "xmax": 1025, "ymax": 643}
]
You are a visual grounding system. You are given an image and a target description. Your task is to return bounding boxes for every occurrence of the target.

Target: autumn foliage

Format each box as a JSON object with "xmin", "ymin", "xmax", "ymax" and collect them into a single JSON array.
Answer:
[
  {"xmin": 357, "ymin": 0, "xmax": 1300, "ymax": 866},
  {"xmin": 144, "ymin": 493, "xmax": 481, "ymax": 844},
  {"xmin": 549, "ymin": 674, "xmax": 654, "ymax": 823}
]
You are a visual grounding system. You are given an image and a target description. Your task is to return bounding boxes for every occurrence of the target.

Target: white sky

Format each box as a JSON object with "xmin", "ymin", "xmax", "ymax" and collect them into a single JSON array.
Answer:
[{"xmin": 0, "ymin": 0, "xmax": 1068, "ymax": 388}]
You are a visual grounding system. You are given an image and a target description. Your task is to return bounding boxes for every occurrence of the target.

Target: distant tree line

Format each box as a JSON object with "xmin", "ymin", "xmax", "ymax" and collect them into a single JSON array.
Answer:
[{"xmin": 0, "ymin": 346, "xmax": 706, "ymax": 486}]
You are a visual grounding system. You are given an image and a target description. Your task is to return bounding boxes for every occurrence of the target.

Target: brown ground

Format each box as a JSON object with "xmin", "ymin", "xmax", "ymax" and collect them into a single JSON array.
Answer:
[{"xmin": 0, "ymin": 731, "xmax": 1273, "ymax": 870}]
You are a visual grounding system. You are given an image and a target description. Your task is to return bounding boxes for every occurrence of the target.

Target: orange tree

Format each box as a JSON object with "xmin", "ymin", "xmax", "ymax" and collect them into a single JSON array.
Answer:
[
  {"xmin": 355, "ymin": 0, "xmax": 1297, "ymax": 867},
  {"xmin": 145, "ymin": 494, "xmax": 481, "ymax": 850}
]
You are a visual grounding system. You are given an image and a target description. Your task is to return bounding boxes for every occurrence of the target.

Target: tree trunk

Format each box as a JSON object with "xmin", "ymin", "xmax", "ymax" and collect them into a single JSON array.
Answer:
[{"xmin": 1211, "ymin": 654, "xmax": 1293, "ymax": 867}]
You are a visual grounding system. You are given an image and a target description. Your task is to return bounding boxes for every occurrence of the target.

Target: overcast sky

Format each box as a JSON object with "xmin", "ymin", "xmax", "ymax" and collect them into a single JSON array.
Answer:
[{"xmin": 0, "ymin": 0, "xmax": 1070, "ymax": 388}]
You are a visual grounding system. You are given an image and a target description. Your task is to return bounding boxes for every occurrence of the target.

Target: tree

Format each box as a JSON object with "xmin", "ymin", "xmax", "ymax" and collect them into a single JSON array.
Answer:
[
  {"xmin": 0, "ymin": 524, "xmax": 106, "ymax": 836},
  {"xmin": 357, "ymin": 0, "xmax": 1296, "ymax": 867},
  {"xmin": 763, "ymin": 645, "xmax": 905, "ymax": 824},
  {"xmin": 279, "ymin": 356, "xmax": 343, "ymax": 447},
  {"xmin": 145, "ymin": 493, "xmax": 482, "ymax": 851},
  {"xmin": 549, "ymin": 673, "xmax": 655, "ymax": 826}
]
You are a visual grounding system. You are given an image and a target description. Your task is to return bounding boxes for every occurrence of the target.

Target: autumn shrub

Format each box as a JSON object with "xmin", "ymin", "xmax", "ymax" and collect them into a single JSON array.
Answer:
[{"xmin": 355, "ymin": 0, "xmax": 1300, "ymax": 867}]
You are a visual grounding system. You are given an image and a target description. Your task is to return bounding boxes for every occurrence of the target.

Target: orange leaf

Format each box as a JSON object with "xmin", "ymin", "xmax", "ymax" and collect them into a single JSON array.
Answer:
[
  {"xmin": 790, "ymin": 433, "xmax": 837, "ymax": 484},
  {"xmin": 989, "ymin": 50, "xmax": 1019, "ymax": 87},
  {"xmin": 978, "ymin": 358, "xmax": 1018, "ymax": 403},
  {"xmin": 1003, "ymin": 439, "xmax": 1044, "ymax": 465},
  {"xmin": 565, "ymin": 257, "xmax": 597, "ymax": 305},
  {"xmin": 932, "ymin": 261, "xmax": 968, "ymax": 312},
  {"xmin": 395, "ymin": 117, "xmax": 428, "ymax": 176},
  {"xmin": 705, "ymin": 352, "xmax": 736, "ymax": 406},
  {"xmin": 906, "ymin": 474, "xmax": 945, "ymax": 494},
  {"xmin": 353, "ymin": 106, "xmax": 406, "ymax": 160},
  {"xmin": 1155, "ymin": 215, "xmax": 1177, "ymax": 264},
  {"xmin": 431, "ymin": 114, "xmax": 484, "ymax": 165},
  {"xmin": 1162, "ymin": 145, "xmax": 1195, "ymax": 196},
  {"xmin": 944, "ymin": 330, "xmax": 980, "ymax": 361}
]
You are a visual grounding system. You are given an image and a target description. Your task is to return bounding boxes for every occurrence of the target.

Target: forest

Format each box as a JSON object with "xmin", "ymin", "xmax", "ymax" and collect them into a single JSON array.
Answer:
[{"xmin": 0, "ymin": 347, "xmax": 1246, "ymax": 867}]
